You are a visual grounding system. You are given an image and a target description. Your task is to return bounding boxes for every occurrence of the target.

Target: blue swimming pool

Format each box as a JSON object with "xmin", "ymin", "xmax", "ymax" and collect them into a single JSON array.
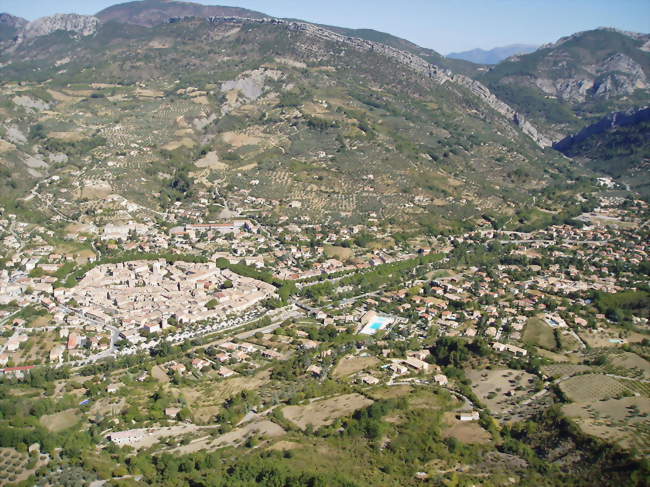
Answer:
[{"xmin": 361, "ymin": 316, "xmax": 393, "ymax": 335}]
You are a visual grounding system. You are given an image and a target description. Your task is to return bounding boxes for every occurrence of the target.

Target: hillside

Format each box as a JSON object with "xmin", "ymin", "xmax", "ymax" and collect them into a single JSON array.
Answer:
[
  {"xmin": 0, "ymin": 9, "xmax": 583, "ymax": 234},
  {"xmin": 480, "ymin": 28, "xmax": 650, "ymax": 140},
  {"xmin": 555, "ymin": 107, "xmax": 650, "ymax": 197},
  {"xmin": 448, "ymin": 44, "xmax": 538, "ymax": 65},
  {"xmin": 96, "ymin": 0, "xmax": 267, "ymax": 26}
]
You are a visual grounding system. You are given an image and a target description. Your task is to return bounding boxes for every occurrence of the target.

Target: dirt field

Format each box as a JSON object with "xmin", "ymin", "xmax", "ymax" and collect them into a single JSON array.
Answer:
[
  {"xmin": 441, "ymin": 412, "xmax": 491, "ymax": 445},
  {"xmin": 151, "ymin": 365, "xmax": 170, "ymax": 383},
  {"xmin": 523, "ymin": 317, "xmax": 556, "ymax": 350},
  {"xmin": 467, "ymin": 369, "xmax": 542, "ymax": 421},
  {"xmin": 195, "ymin": 151, "xmax": 227, "ymax": 170},
  {"xmin": 333, "ymin": 356, "xmax": 379, "ymax": 378},
  {"xmin": 40, "ymin": 408, "xmax": 79, "ymax": 432},
  {"xmin": 323, "ymin": 245, "xmax": 353, "ymax": 261},
  {"xmin": 283, "ymin": 393, "xmax": 373, "ymax": 430},
  {"xmin": 563, "ymin": 396, "xmax": 650, "ymax": 453},
  {"xmin": 173, "ymin": 420, "xmax": 285, "ymax": 454},
  {"xmin": 559, "ymin": 374, "xmax": 629, "ymax": 402},
  {"xmin": 179, "ymin": 370, "xmax": 271, "ymax": 423},
  {"xmin": 368, "ymin": 385, "xmax": 412, "ymax": 400},
  {"xmin": 610, "ymin": 352, "xmax": 650, "ymax": 379}
]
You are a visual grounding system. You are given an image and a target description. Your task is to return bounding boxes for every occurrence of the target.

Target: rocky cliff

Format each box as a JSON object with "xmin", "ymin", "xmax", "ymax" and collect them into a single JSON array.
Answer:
[{"xmin": 23, "ymin": 14, "xmax": 99, "ymax": 39}]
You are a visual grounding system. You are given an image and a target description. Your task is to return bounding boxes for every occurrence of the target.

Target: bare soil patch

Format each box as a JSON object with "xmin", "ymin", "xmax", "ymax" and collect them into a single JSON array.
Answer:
[
  {"xmin": 563, "ymin": 396, "xmax": 650, "ymax": 453},
  {"xmin": 333, "ymin": 356, "xmax": 379, "ymax": 378},
  {"xmin": 283, "ymin": 393, "xmax": 373, "ymax": 430},
  {"xmin": 40, "ymin": 408, "xmax": 79, "ymax": 432},
  {"xmin": 442, "ymin": 412, "xmax": 491, "ymax": 444}
]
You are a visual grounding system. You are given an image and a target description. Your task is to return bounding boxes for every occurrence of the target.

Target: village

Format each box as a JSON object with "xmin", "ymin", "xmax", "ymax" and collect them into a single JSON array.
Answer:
[{"xmin": 0, "ymin": 189, "xmax": 648, "ymax": 465}]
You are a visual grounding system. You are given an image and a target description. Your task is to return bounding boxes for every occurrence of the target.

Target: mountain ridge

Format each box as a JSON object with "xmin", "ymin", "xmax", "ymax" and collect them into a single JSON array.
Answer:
[{"xmin": 447, "ymin": 43, "xmax": 538, "ymax": 64}]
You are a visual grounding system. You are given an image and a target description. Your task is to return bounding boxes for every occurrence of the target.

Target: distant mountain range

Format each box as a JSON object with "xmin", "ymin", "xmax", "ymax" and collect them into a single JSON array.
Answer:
[{"xmin": 447, "ymin": 44, "xmax": 538, "ymax": 64}]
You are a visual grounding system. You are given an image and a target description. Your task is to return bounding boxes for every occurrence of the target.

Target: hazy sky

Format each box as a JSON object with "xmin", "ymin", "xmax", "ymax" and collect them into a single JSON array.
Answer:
[{"xmin": 2, "ymin": 0, "xmax": 649, "ymax": 53}]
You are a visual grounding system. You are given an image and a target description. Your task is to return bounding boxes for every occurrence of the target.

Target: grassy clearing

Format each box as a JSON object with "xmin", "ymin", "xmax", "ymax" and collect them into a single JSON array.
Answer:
[
  {"xmin": 332, "ymin": 356, "xmax": 379, "ymax": 378},
  {"xmin": 40, "ymin": 408, "xmax": 79, "ymax": 432},
  {"xmin": 523, "ymin": 317, "xmax": 556, "ymax": 350},
  {"xmin": 323, "ymin": 245, "xmax": 353, "ymax": 261}
]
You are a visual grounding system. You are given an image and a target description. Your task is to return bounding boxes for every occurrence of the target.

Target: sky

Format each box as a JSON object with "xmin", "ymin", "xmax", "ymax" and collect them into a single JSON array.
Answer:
[{"xmin": 2, "ymin": 0, "xmax": 649, "ymax": 54}]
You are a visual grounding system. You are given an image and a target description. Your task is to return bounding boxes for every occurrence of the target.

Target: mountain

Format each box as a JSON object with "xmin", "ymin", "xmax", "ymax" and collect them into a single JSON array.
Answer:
[
  {"xmin": 0, "ymin": 13, "xmax": 27, "ymax": 42},
  {"xmin": 447, "ymin": 44, "xmax": 538, "ymax": 64},
  {"xmin": 479, "ymin": 28, "xmax": 650, "ymax": 140},
  {"xmin": 555, "ymin": 106, "xmax": 650, "ymax": 196},
  {"xmin": 96, "ymin": 0, "xmax": 267, "ymax": 27},
  {"xmin": 0, "ymin": 2, "xmax": 584, "ymax": 234}
]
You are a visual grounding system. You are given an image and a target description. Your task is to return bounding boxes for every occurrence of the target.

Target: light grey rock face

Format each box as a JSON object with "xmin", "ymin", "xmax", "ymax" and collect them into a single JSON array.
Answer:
[
  {"xmin": 23, "ymin": 14, "xmax": 98, "ymax": 39},
  {"xmin": 5, "ymin": 125, "xmax": 27, "ymax": 145},
  {"xmin": 532, "ymin": 53, "xmax": 647, "ymax": 102},
  {"xmin": 12, "ymin": 95, "xmax": 51, "ymax": 112},
  {"xmin": 0, "ymin": 13, "xmax": 28, "ymax": 30}
]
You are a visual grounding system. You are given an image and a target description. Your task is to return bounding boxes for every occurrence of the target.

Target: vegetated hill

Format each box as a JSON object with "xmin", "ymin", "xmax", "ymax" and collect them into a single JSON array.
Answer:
[
  {"xmin": 480, "ymin": 28, "xmax": 650, "ymax": 139},
  {"xmin": 0, "ymin": 13, "xmax": 27, "ymax": 42},
  {"xmin": 448, "ymin": 44, "xmax": 538, "ymax": 65},
  {"xmin": 96, "ymin": 0, "xmax": 267, "ymax": 26},
  {"xmin": 0, "ymin": 9, "xmax": 591, "ymax": 232},
  {"xmin": 555, "ymin": 107, "xmax": 650, "ymax": 197}
]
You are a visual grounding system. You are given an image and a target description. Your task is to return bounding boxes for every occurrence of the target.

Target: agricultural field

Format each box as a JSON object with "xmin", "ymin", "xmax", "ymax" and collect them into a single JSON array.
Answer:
[
  {"xmin": 0, "ymin": 448, "xmax": 48, "ymax": 487},
  {"xmin": 467, "ymin": 368, "xmax": 544, "ymax": 421},
  {"xmin": 540, "ymin": 364, "xmax": 594, "ymax": 379},
  {"xmin": 563, "ymin": 397, "xmax": 650, "ymax": 454},
  {"xmin": 283, "ymin": 393, "xmax": 373, "ymax": 430},
  {"xmin": 609, "ymin": 352, "xmax": 650, "ymax": 380},
  {"xmin": 558, "ymin": 374, "xmax": 630, "ymax": 402}
]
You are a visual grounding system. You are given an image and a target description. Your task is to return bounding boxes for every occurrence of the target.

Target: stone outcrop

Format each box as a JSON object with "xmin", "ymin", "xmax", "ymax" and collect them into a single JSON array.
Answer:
[
  {"xmin": 22, "ymin": 14, "xmax": 98, "ymax": 39},
  {"xmin": 0, "ymin": 13, "xmax": 28, "ymax": 30}
]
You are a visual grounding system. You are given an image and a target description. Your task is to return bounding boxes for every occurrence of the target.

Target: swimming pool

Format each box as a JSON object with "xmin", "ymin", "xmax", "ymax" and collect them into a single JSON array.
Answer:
[{"xmin": 361, "ymin": 316, "xmax": 393, "ymax": 335}]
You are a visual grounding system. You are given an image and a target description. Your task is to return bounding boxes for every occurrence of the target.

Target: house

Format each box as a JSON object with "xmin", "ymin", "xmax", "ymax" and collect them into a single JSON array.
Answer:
[
  {"xmin": 262, "ymin": 349, "xmax": 282, "ymax": 360},
  {"xmin": 389, "ymin": 363, "xmax": 408, "ymax": 375},
  {"xmin": 433, "ymin": 374, "xmax": 448, "ymax": 386},
  {"xmin": 407, "ymin": 350, "xmax": 430, "ymax": 361},
  {"xmin": 359, "ymin": 374, "xmax": 380, "ymax": 385},
  {"xmin": 191, "ymin": 358, "xmax": 210, "ymax": 370},
  {"xmin": 459, "ymin": 411, "xmax": 480, "ymax": 421},
  {"xmin": 218, "ymin": 367, "xmax": 235, "ymax": 378},
  {"xmin": 492, "ymin": 342, "xmax": 528, "ymax": 356},
  {"xmin": 107, "ymin": 384, "xmax": 120, "ymax": 393},
  {"xmin": 49, "ymin": 345, "xmax": 65, "ymax": 363},
  {"xmin": 142, "ymin": 323, "xmax": 161, "ymax": 334},
  {"xmin": 0, "ymin": 353, "xmax": 9, "ymax": 367},
  {"xmin": 404, "ymin": 357, "xmax": 429, "ymax": 372},
  {"xmin": 307, "ymin": 364, "xmax": 323, "ymax": 377},
  {"xmin": 168, "ymin": 362, "xmax": 186, "ymax": 374}
]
